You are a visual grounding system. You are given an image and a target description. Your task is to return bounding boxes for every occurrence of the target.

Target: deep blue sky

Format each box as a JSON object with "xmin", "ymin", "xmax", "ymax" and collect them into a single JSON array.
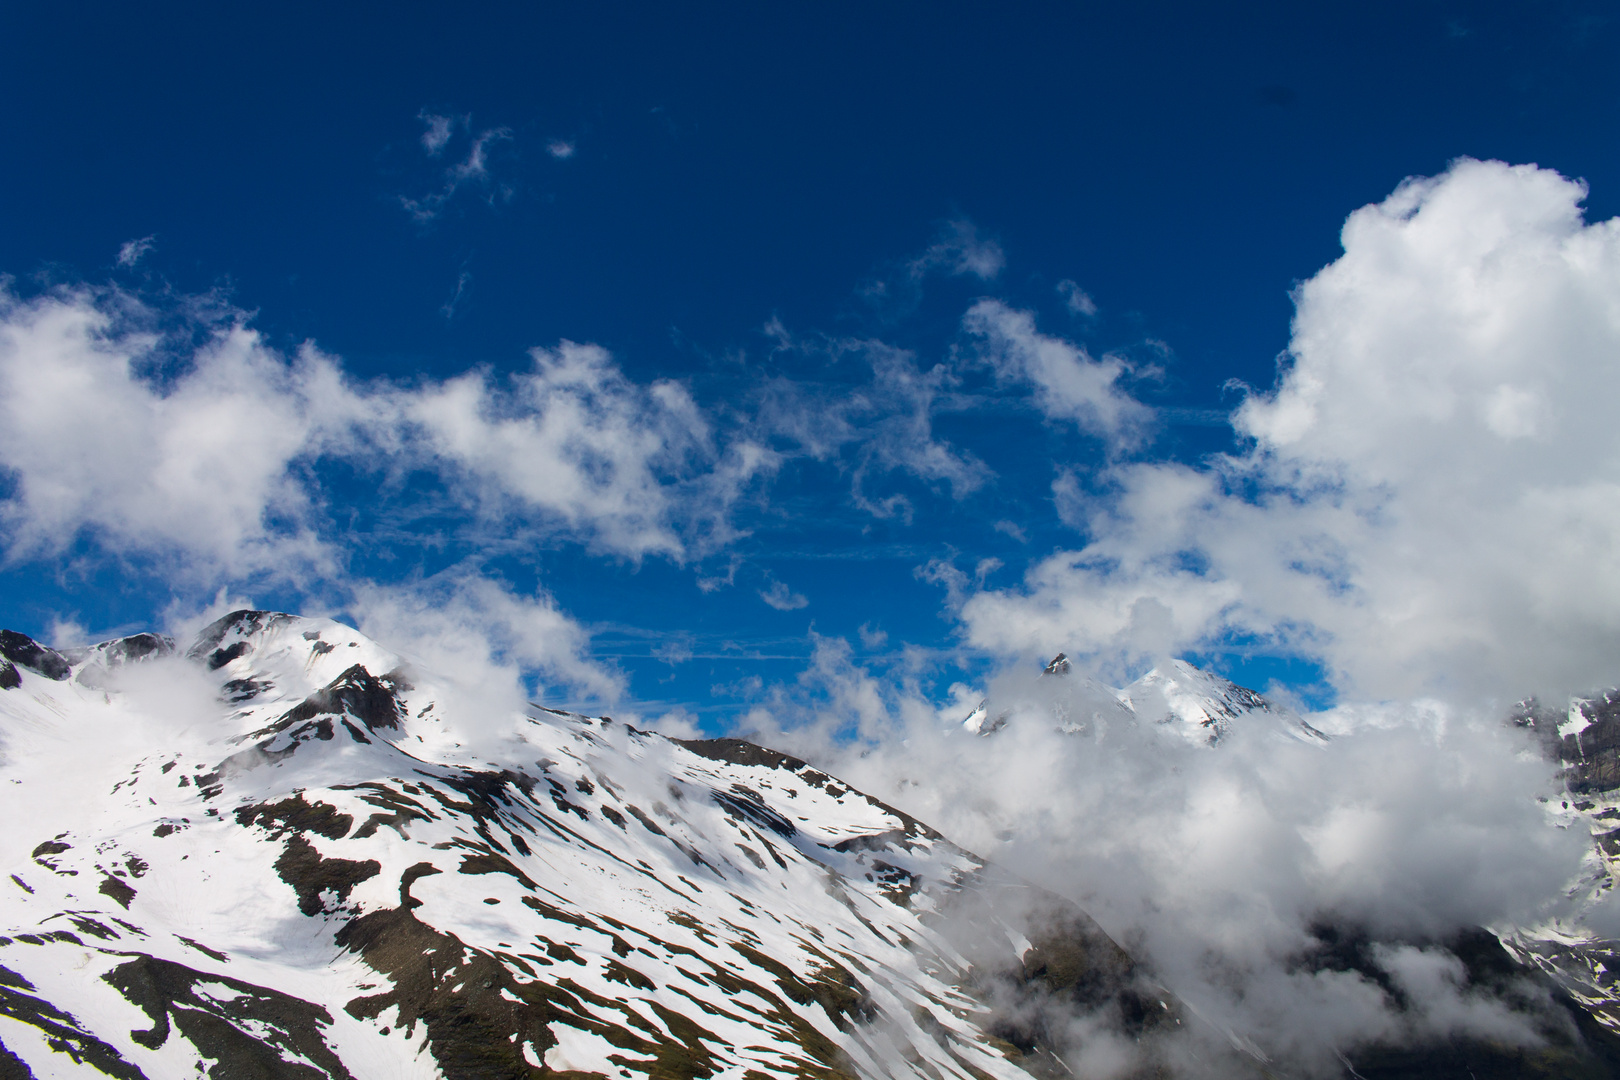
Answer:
[{"xmin": 2, "ymin": 2, "xmax": 1618, "ymax": 725}]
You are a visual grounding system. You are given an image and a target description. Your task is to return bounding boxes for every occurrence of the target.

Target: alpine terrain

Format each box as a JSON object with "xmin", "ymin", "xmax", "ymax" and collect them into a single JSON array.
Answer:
[
  {"xmin": 0, "ymin": 612, "xmax": 1177, "ymax": 1080},
  {"xmin": 6, "ymin": 613, "xmax": 1620, "ymax": 1078}
]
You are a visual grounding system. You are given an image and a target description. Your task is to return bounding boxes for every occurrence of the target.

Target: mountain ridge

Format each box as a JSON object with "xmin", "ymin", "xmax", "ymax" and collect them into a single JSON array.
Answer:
[
  {"xmin": 7, "ymin": 613, "xmax": 1620, "ymax": 1078},
  {"xmin": 0, "ymin": 611, "xmax": 1180, "ymax": 1080}
]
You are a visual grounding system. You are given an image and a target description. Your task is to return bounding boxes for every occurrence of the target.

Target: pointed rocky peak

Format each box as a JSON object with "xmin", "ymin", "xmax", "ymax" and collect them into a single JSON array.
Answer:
[
  {"xmin": 1043, "ymin": 652, "xmax": 1072, "ymax": 677},
  {"xmin": 1122, "ymin": 659, "xmax": 1327, "ymax": 746}
]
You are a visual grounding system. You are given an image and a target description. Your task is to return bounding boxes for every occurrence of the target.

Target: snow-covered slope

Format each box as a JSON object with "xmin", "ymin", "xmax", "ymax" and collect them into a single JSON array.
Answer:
[{"xmin": 0, "ymin": 613, "xmax": 1177, "ymax": 1079}]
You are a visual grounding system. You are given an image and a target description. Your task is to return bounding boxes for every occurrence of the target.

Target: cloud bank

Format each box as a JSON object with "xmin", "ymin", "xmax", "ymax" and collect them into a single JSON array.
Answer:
[
  {"xmin": 961, "ymin": 159, "xmax": 1620, "ymax": 705},
  {"xmin": 0, "ymin": 285, "xmax": 777, "ymax": 705}
]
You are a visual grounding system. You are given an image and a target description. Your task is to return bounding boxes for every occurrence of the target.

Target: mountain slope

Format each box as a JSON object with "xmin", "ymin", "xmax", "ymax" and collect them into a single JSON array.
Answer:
[{"xmin": 0, "ymin": 613, "xmax": 1177, "ymax": 1080}]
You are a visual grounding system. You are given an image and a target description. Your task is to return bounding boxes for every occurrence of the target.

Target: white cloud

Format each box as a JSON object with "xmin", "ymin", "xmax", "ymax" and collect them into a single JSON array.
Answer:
[
  {"xmin": 957, "ymin": 160, "xmax": 1620, "ymax": 704},
  {"xmin": 547, "ymin": 140, "xmax": 576, "ymax": 160},
  {"xmin": 992, "ymin": 518, "xmax": 1026, "ymax": 542},
  {"xmin": 858, "ymin": 621, "xmax": 887, "ymax": 649},
  {"xmin": 45, "ymin": 616, "xmax": 88, "ymax": 648},
  {"xmin": 1056, "ymin": 278, "xmax": 1098, "ymax": 317},
  {"xmin": 963, "ymin": 299, "xmax": 1152, "ymax": 450},
  {"xmin": 403, "ymin": 116, "xmax": 514, "ymax": 222},
  {"xmin": 116, "ymin": 236, "xmax": 155, "ymax": 268},
  {"xmin": 908, "ymin": 218, "xmax": 1005, "ymax": 281},
  {"xmin": 352, "ymin": 569, "xmax": 620, "ymax": 711},
  {"xmin": 402, "ymin": 340, "xmax": 751, "ymax": 559},
  {"xmin": 759, "ymin": 577, "xmax": 807, "ymax": 611},
  {"xmin": 0, "ymin": 286, "xmax": 766, "ymax": 580},
  {"xmin": 418, "ymin": 111, "xmax": 456, "ymax": 155},
  {"xmin": 744, "ymin": 643, "xmax": 1581, "ymax": 1072},
  {"xmin": 754, "ymin": 332, "xmax": 989, "ymax": 521},
  {"xmin": 695, "ymin": 554, "xmax": 741, "ymax": 594},
  {"xmin": 0, "ymin": 287, "xmax": 359, "ymax": 579}
]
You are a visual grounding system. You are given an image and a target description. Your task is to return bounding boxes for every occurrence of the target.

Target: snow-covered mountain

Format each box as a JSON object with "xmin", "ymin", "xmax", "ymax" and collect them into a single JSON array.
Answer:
[
  {"xmin": 962, "ymin": 653, "xmax": 1328, "ymax": 746},
  {"xmin": 7, "ymin": 615, "xmax": 1620, "ymax": 1079},
  {"xmin": 0, "ymin": 613, "xmax": 1178, "ymax": 1080}
]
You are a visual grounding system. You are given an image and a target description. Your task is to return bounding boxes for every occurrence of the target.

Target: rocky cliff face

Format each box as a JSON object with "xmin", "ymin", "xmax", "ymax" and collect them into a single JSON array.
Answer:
[{"xmin": 0, "ymin": 612, "xmax": 1177, "ymax": 1080}]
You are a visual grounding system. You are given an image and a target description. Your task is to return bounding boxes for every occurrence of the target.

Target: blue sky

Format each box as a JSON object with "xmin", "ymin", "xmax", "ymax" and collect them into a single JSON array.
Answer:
[{"xmin": 4, "ymin": 3, "xmax": 1620, "ymax": 730}]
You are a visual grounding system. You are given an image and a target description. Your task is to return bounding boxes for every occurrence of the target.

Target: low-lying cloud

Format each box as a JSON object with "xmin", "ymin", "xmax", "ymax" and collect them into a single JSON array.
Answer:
[{"xmin": 744, "ymin": 648, "xmax": 1588, "ymax": 1074}]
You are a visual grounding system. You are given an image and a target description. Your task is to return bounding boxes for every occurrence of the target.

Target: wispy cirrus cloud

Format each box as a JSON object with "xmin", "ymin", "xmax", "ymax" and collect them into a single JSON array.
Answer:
[
  {"xmin": 116, "ymin": 236, "xmax": 155, "ymax": 268},
  {"xmin": 418, "ymin": 110, "xmax": 457, "ymax": 155},
  {"xmin": 402, "ymin": 111, "xmax": 515, "ymax": 222},
  {"xmin": 754, "ymin": 319, "xmax": 990, "ymax": 522},
  {"xmin": 907, "ymin": 217, "xmax": 1005, "ymax": 281},
  {"xmin": 857, "ymin": 217, "xmax": 1005, "ymax": 317},
  {"xmin": 963, "ymin": 298, "xmax": 1153, "ymax": 452},
  {"xmin": 1056, "ymin": 278, "xmax": 1098, "ymax": 317}
]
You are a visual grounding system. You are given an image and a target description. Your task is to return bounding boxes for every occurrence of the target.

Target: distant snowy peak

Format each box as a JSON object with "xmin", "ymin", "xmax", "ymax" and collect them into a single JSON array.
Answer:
[
  {"xmin": 964, "ymin": 654, "xmax": 1328, "ymax": 746},
  {"xmin": 1120, "ymin": 659, "xmax": 1329, "ymax": 746}
]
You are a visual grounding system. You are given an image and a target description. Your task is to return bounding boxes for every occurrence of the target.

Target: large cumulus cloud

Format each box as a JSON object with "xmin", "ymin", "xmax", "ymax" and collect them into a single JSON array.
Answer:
[{"xmin": 960, "ymin": 159, "xmax": 1620, "ymax": 703}]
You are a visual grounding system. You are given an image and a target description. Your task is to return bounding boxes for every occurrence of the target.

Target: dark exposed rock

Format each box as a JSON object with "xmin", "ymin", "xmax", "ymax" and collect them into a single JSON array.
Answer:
[
  {"xmin": 712, "ymin": 786, "xmax": 797, "ymax": 839},
  {"xmin": 1555, "ymin": 690, "xmax": 1620, "ymax": 795},
  {"xmin": 89, "ymin": 634, "xmax": 173, "ymax": 667},
  {"xmin": 0, "ymin": 963, "xmax": 145, "ymax": 1078},
  {"xmin": 266, "ymin": 665, "xmax": 409, "ymax": 737},
  {"xmin": 0, "ymin": 1035, "xmax": 34, "ymax": 1080},
  {"xmin": 273, "ymin": 836, "xmax": 379, "ymax": 917},
  {"xmin": 0, "ymin": 631, "xmax": 69, "ymax": 681},
  {"xmin": 0, "ymin": 663, "xmax": 19, "ymax": 691},
  {"xmin": 102, "ymin": 953, "xmax": 353, "ymax": 1078},
  {"xmin": 187, "ymin": 610, "xmax": 286, "ymax": 659},
  {"xmin": 237, "ymin": 796, "xmax": 355, "ymax": 842},
  {"xmin": 678, "ymin": 736, "xmax": 816, "ymax": 774},
  {"xmin": 222, "ymin": 678, "xmax": 270, "ymax": 702},
  {"xmin": 205, "ymin": 641, "xmax": 251, "ymax": 671},
  {"xmin": 98, "ymin": 875, "xmax": 135, "ymax": 909}
]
